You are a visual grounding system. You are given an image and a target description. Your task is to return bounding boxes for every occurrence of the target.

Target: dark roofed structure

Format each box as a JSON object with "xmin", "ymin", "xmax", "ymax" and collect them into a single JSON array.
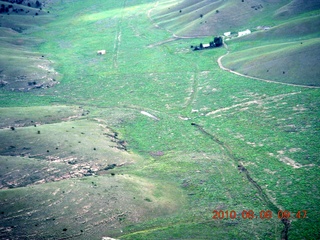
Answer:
[{"xmin": 192, "ymin": 36, "xmax": 223, "ymax": 51}]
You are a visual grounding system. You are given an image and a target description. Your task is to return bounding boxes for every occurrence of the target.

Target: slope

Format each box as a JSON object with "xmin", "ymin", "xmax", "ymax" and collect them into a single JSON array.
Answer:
[
  {"xmin": 222, "ymin": 13, "xmax": 320, "ymax": 86},
  {"xmin": 151, "ymin": 0, "xmax": 320, "ymax": 86},
  {"xmin": 0, "ymin": 0, "xmax": 60, "ymax": 91},
  {"xmin": 150, "ymin": 0, "xmax": 291, "ymax": 37}
]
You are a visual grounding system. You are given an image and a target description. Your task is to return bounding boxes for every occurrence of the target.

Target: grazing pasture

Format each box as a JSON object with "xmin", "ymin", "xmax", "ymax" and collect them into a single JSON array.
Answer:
[{"xmin": 0, "ymin": 0, "xmax": 319, "ymax": 239}]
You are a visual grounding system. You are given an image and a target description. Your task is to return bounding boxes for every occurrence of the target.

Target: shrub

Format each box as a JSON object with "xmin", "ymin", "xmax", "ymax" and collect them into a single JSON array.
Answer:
[{"xmin": 35, "ymin": 1, "xmax": 41, "ymax": 8}]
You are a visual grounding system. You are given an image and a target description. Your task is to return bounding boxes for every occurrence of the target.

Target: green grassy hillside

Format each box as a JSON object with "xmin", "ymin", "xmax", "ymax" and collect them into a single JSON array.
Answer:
[
  {"xmin": 222, "ymin": 38, "xmax": 320, "ymax": 86},
  {"xmin": 150, "ymin": 0, "xmax": 292, "ymax": 37},
  {"xmin": 0, "ymin": 0, "xmax": 59, "ymax": 91},
  {"xmin": 0, "ymin": 0, "xmax": 319, "ymax": 239},
  {"xmin": 274, "ymin": 0, "xmax": 320, "ymax": 19},
  {"xmin": 151, "ymin": 0, "xmax": 320, "ymax": 86},
  {"xmin": 221, "ymin": 12, "xmax": 320, "ymax": 86}
]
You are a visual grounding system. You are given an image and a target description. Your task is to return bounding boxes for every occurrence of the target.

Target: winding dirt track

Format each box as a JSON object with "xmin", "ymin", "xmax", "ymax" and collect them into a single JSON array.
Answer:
[{"xmin": 218, "ymin": 41, "xmax": 320, "ymax": 89}]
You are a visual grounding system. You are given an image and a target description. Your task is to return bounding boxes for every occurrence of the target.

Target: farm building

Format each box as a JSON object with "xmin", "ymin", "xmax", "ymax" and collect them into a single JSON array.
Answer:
[
  {"xmin": 97, "ymin": 50, "xmax": 106, "ymax": 55},
  {"xmin": 238, "ymin": 29, "xmax": 251, "ymax": 37},
  {"xmin": 192, "ymin": 36, "xmax": 223, "ymax": 51}
]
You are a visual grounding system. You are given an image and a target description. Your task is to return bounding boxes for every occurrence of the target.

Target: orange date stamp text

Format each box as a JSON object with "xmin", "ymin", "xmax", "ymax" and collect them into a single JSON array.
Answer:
[{"xmin": 212, "ymin": 210, "xmax": 307, "ymax": 220}]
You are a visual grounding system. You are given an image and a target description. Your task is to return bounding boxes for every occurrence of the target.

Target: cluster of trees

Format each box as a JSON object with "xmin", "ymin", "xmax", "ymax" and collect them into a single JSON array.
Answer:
[
  {"xmin": 0, "ymin": 4, "xmax": 11, "ymax": 13},
  {"xmin": 2, "ymin": 0, "xmax": 24, "ymax": 3},
  {"xmin": 0, "ymin": 0, "xmax": 43, "ymax": 14},
  {"xmin": 213, "ymin": 36, "xmax": 223, "ymax": 46},
  {"xmin": 0, "ymin": 0, "xmax": 42, "ymax": 8},
  {"xmin": 0, "ymin": 4, "xmax": 24, "ymax": 13}
]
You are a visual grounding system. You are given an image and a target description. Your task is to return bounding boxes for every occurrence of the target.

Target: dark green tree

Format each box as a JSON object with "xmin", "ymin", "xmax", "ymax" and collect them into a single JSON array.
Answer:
[{"xmin": 36, "ymin": 1, "xmax": 41, "ymax": 8}]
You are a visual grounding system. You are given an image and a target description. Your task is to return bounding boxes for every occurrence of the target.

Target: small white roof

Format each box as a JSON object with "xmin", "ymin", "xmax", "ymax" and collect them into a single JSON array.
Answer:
[
  {"xmin": 238, "ymin": 29, "xmax": 251, "ymax": 37},
  {"xmin": 239, "ymin": 29, "xmax": 251, "ymax": 34}
]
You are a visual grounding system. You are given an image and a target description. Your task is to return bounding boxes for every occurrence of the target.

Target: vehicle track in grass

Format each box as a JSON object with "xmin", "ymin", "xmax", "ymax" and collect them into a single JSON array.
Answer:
[
  {"xmin": 205, "ymin": 91, "xmax": 301, "ymax": 116},
  {"xmin": 147, "ymin": 3, "xmax": 220, "ymax": 112},
  {"xmin": 181, "ymin": 66, "xmax": 200, "ymax": 110},
  {"xmin": 113, "ymin": 0, "xmax": 127, "ymax": 69}
]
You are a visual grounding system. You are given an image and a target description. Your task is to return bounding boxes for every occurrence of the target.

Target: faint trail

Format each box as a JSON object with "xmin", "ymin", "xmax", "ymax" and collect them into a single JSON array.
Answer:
[
  {"xmin": 183, "ymin": 71, "xmax": 199, "ymax": 109},
  {"xmin": 190, "ymin": 122, "xmax": 290, "ymax": 240},
  {"xmin": 206, "ymin": 91, "xmax": 301, "ymax": 116},
  {"xmin": 218, "ymin": 41, "xmax": 320, "ymax": 89},
  {"xmin": 147, "ymin": 1, "xmax": 212, "ymax": 47},
  {"xmin": 147, "ymin": 37, "xmax": 178, "ymax": 48},
  {"xmin": 113, "ymin": 29, "xmax": 121, "ymax": 68},
  {"xmin": 119, "ymin": 219, "xmax": 219, "ymax": 239},
  {"xmin": 147, "ymin": 34, "xmax": 212, "ymax": 48},
  {"xmin": 147, "ymin": 2, "xmax": 202, "ymax": 110},
  {"xmin": 113, "ymin": 0, "xmax": 127, "ymax": 68}
]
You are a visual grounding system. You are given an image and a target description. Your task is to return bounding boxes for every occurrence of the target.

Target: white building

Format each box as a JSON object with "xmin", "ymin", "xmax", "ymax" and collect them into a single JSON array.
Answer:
[
  {"xmin": 97, "ymin": 50, "xmax": 106, "ymax": 55},
  {"xmin": 224, "ymin": 32, "xmax": 231, "ymax": 37},
  {"xmin": 238, "ymin": 29, "xmax": 251, "ymax": 37}
]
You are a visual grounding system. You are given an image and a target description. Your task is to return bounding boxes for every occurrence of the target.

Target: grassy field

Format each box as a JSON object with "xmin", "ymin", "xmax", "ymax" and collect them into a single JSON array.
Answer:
[{"xmin": 0, "ymin": 0, "xmax": 319, "ymax": 239}]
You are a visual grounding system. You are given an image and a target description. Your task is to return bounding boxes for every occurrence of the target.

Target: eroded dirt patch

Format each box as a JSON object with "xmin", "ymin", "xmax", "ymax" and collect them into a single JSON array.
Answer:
[{"xmin": 0, "ymin": 119, "xmax": 135, "ymax": 188}]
